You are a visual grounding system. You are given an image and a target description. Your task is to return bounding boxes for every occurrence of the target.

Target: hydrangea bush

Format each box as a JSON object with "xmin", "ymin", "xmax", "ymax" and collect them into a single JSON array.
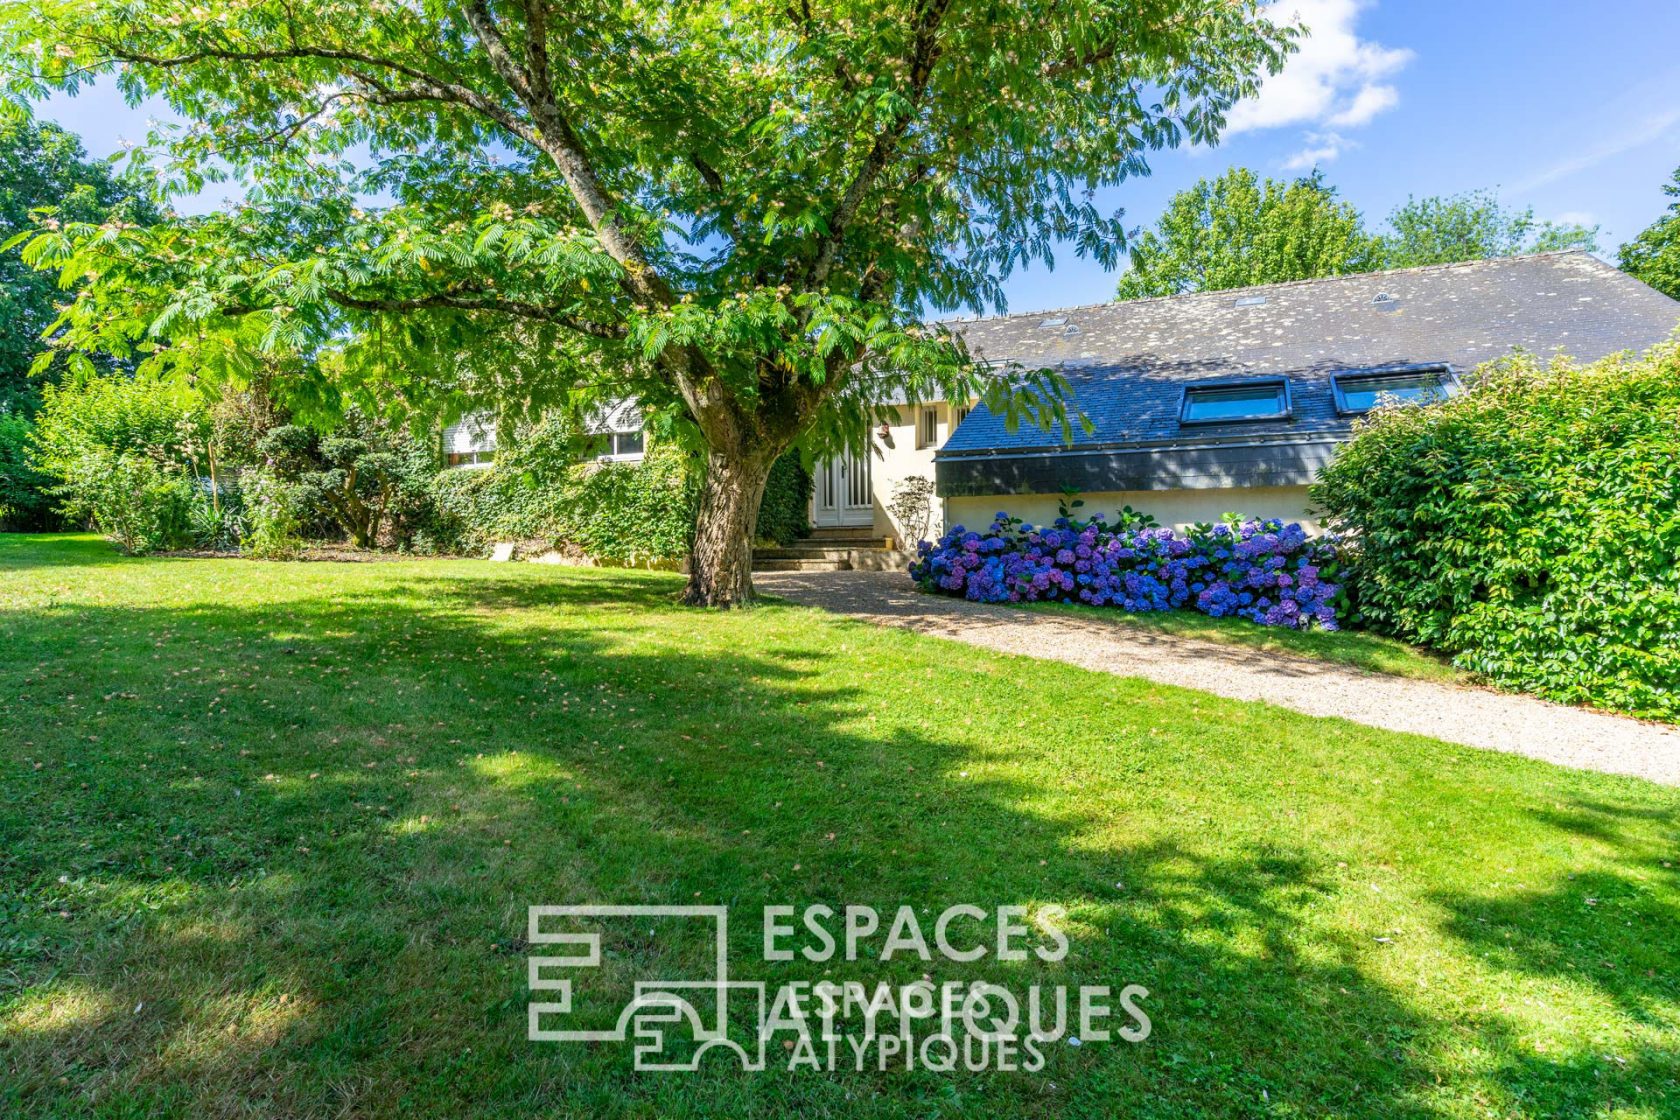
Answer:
[{"xmin": 909, "ymin": 513, "xmax": 1341, "ymax": 630}]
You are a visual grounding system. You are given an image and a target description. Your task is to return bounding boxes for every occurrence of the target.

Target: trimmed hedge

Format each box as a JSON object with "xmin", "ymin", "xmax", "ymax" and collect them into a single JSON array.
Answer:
[{"xmin": 1313, "ymin": 344, "xmax": 1680, "ymax": 719}]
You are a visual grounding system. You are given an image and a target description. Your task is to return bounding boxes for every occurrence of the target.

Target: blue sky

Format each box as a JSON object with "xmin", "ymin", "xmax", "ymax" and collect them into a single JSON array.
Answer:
[{"xmin": 38, "ymin": 0, "xmax": 1680, "ymax": 315}]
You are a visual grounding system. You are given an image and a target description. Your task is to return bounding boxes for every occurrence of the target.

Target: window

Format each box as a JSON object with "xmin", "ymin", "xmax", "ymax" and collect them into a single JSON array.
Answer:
[
  {"xmin": 953, "ymin": 405, "xmax": 972, "ymax": 429},
  {"xmin": 1179, "ymin": 379, "xmax": 1291, "ymax": 424},
  {"xmin": 445, "ymin": 450, "xmax": 495, "ymax": 467},
  {"xmin": 596, "ymin": 429, "xmax": 645, "ymax": 461},
  {"xmin": 1332, "ymin": 367, "xmax": 1451, "ymax": 414},
  {"xmin": 918, "ymin": 407, "xmax": 938, "ymax": 449}
]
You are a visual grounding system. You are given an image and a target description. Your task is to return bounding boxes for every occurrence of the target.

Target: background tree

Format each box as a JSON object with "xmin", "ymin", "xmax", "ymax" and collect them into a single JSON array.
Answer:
[
  {"xmin": 257, "ymin": 415, "xmax": 436, "ymax": 548},
  {"xmin": 1115, "ymin": 168, "xmax": 1379, "ymax": 298},
  {"xmin": 2, "ymin": 1, "xmax": 1294, "ymax": 604},
  {"xmin": 0, "ymin": 119, "xmax": 153, "ymax": 528},
  {"xmin": 1379, "ymin": 189, "xmax": 1598, "ymax": 269},
  {"xmin": 1619, "ymin": 166, "xmax": 1680, "ymax": 299}
]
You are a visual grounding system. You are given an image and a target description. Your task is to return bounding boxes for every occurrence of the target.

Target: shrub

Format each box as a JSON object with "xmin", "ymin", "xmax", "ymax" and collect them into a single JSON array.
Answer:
[
  {"xmin": 1313, "ymin": 344, "xmax": 1680, "ymax": 718},
  {"xmin": 239, "ymin": 469, "xmax": 305, "ymax": 559},
  {"xmin": 31, "ymin": 371, "xmax": 206, "ymax": 478},
  {"xmin": 910, "ymin": 512, "xmax": 1340, "ymax": 629},
  {"xmin": 257, "ymin": 413, "xmax": 438, "ymax": 548},
  {"xmin": 424, "ymin": 438, "xmax": 807, "ymax": 560},
  {"xmin": 756, "ymin": 453, "xmax": 812, "ymax": 546},
  {"xmin": 0, "ymin": 406, "xmax": 57, "ymax": 530},
  {"xmin": 58, "ymin": 450, "xmax": 196, "ymax": 554}
]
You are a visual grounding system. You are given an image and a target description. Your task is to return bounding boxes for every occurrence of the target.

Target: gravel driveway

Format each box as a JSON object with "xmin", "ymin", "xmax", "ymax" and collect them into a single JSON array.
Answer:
[{"xmin": 757, "ymin": 570, "xmax": 1680, "ymax": 787}]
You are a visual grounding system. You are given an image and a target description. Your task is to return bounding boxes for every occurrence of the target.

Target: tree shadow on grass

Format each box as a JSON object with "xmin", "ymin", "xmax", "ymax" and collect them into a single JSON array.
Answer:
[
  {"xmin": 1, "ymin": 566, "xmax": 1677, "ymax": 1118},
  {"xmin": 0, "ymin": 533, "xmax": 129, "ymax": 571}
]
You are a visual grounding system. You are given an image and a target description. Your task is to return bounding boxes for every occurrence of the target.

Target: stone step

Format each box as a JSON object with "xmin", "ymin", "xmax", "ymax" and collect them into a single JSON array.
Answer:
[
  {"xmin": 754, "ymin": 546, "xmax": 858, "ymax": 561},
  {"xmin": 796, "ymin": 537, "xmax": 891, "ymax": 549},
  {"xmin": 805, "ymin": 527, "xmax": 890, "ymax": 542},
  {"xmin": 752, "ymin": 557, "xmax": 851, "ymax": 572}
]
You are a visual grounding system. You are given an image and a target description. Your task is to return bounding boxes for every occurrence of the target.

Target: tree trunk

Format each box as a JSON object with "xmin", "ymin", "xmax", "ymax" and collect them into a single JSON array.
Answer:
[{"xmin": 683, "ymin": 447, "xmax": 775, "ymax": 608}]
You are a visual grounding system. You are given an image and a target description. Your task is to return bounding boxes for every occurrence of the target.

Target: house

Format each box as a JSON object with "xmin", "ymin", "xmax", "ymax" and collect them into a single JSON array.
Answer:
[
  {"xmin": 440, "ymin": 400, "xmax": 646, "ymax": 469},
  {"xmin": 928, "ymin": 251, "xmax": 1680, "ymax": 535},
  {"xmin": 446, "ymin": 252, "xmax": 1679, "ymax": 546}
]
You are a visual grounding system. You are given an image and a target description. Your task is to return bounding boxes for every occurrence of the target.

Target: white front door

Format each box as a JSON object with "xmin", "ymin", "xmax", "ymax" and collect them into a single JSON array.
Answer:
[{"xmin": 812, "ymin": 451, "xmax": 873, "ymax": 528}]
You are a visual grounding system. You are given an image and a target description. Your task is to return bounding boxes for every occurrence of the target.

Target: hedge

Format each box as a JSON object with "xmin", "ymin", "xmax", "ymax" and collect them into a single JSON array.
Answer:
[
  {"xmin": 427, "ymin": 442, "xmax": 812, "ymax": 562},
  {"xmin": 1313, "ymin": 343, "xmax": 1680, "ymax": 719}
]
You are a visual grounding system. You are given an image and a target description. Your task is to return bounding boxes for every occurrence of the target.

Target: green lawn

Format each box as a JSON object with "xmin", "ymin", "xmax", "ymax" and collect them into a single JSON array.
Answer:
[
  {"xmin": 2, "ymin": 534, "xmax": 1676, "ymax": 1118},
  {"xmin": 1018, "ymin": 599, "xmax": 1469, "ymax": 684}
]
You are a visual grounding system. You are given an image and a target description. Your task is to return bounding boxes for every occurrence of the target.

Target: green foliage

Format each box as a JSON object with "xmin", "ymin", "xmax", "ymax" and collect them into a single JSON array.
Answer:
[
  {"xmin": 1116, "ymin": 174, "xmax": 1606, "ymax": 300},
  {"xmin": 0, "ymin": 118, "xmax": 155, "ymax": 405},
  {"xmin": 428, "ymin": 438, "xmax": 807, "ymax": 561},
  {"xmin": 257, "ymin": 413, "xmax": 437, "ymax": 548},
  {"xmin": 238, "ymin": 469, "xmax": 305, "ymax": 559},
  {"xmin": 2, "ymin": 2, "xmax": 1295, "ymax": 599},
  {"xmin": 56, "ymin": 448, "xmax": 196, "ymax": 554},
  {"xmin": 561, "ymin": 445, "xmax": 701, "ymax": 564},
  {"xmin": 0, "ymin": 404, "xmax": 55, "ymax": 529},
  {"xmin": 1313, "ymin": 344, "xmax": 1680, "ymax": 719},
  {"xmin": 29, "ymin": 371, "xmax": 206, "ymax": 482},
  {"xmin": 1619, "ymin": 166, "xmax": 1680, "ymax": 299},
  {"xmin": 755, "ymin": 454, "xmax": 812, "ymax": 547},
  {"xmin": 0, "ymin": 119, "xmax": 157, "ymax": 526},
  {"xmin": 27, "ymin": 371, "xmax": 211, "ymax": 547},
  {"xmin": 1116, "ymin": 168, "xmax": 1381, "ymax": 298},
  {"xmin": 1379, "ymin": 189, "xmax": 1599, "ymax": 269}
]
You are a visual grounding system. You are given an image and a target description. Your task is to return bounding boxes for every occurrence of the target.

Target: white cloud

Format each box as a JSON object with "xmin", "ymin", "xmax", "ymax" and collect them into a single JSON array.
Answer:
[
  {"xmin": 1326, "ymin": 83, "xmax": 1399, "ymax": 128},
  {"xmin": 1281, "ymin": 132, "xmax": 1352, "ymax": 171},
  {"xmin": 1225, "ymin": 0, "xmax": 1412, "ymax": 166}
]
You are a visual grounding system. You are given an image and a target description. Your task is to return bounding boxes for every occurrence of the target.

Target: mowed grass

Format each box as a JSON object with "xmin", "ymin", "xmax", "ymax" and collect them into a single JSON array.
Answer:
[
  {"xmin": 1018, "ymin": 599, "xmax": 1467, "ymax": 684},
  {"xmin": 1, "ymin": 533, "xmax": 1677, "ymax": 1119}
]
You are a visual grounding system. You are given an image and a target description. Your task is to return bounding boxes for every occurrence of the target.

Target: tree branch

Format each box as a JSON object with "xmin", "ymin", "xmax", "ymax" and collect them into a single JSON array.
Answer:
[
  {"xmin": 808, "ymin": 0, "xmax": 953, "ymax": 286},
  {"xmin": 322, "ymin": 287, "xmax": 626, "ymax": 338}
]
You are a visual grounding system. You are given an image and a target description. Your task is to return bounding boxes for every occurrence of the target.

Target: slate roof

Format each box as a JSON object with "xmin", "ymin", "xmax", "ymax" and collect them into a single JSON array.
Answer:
[{"xmin": 938, "ymin": 251, "xmax": 1680, "ymax": 463}]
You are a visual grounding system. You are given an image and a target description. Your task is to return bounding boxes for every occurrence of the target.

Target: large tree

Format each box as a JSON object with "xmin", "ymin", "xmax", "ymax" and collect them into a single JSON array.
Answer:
[
  {"xmin": 0, "ymin": 119, "xmax": 152, "ymax": 409},
  {"xmin": 1619, "ymin": 166, "xmax": 1680, "ymax": 300},
  {"xmin": 2, "ymin": 1, "xmax": 1292, "ymax": 604},
  {"xmin": 0, "ymin": 119, "xmax": 153, "ymax": 528},
  {"xmin": 1379, "ymin": 189, "xmax": 1599, "ymax": 269},
  {"xmin": 1115, "ymin": 167, "xmax": 1379, "ymax": 299}
]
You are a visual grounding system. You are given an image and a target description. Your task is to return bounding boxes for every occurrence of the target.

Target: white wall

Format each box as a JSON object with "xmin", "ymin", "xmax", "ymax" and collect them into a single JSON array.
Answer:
[
  {"xmin": 944, "ymin": 485, "xmax": 1321, "ymax": 534},
  {"xmin": 866, "ymin": 401, "xmax": 972, "ymax": 544}
]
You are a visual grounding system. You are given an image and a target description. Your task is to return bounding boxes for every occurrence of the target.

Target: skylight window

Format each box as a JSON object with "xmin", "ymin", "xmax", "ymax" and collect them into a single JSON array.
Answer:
[
  {"xmin": 1233, "ymin": 295, "xmax": 1268, "ymax": 308},
  {"xmin": 1180, "ymin": 379, "xmax": 1291, "ymax": 424},
  {"xmin": 1332, "ymin": 367, "xmax": 1453, "ymax": 414}
]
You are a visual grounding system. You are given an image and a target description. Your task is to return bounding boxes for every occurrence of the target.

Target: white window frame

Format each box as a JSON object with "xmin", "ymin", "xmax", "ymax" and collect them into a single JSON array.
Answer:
[
  {"xmin": 917, "ymin": 407, "xmax": 939, "ymax": 449},
  {"xmin": 595, "ymin": 429, "xmax": 646, "ymax": 463}
]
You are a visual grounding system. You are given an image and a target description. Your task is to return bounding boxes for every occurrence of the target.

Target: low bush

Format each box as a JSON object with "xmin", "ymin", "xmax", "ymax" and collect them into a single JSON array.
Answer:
[
  {"xmin": 910, "ymin": 512, "xmax": 1341, "ymax": 629},
  {"xmin": 58, "ymin": 449, "xmax": 196, "ymax": 554},
  {"xmin": 1313, "ymin": 343, "xmax": 1680, "ymax": 719},
  {"xmin": 239, "ymin": 469, "xmax": 306, "ymax": 559}
]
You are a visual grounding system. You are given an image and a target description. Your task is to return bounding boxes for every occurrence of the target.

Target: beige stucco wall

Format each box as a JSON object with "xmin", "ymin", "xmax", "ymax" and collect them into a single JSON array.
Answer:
[
  {"xmin": 865, "ymin": 401, "xmax": 969, "ymax": 543},
  {"xmin": 944, "ymin": 486, "xmax": 1321, "ymax": 534}
]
